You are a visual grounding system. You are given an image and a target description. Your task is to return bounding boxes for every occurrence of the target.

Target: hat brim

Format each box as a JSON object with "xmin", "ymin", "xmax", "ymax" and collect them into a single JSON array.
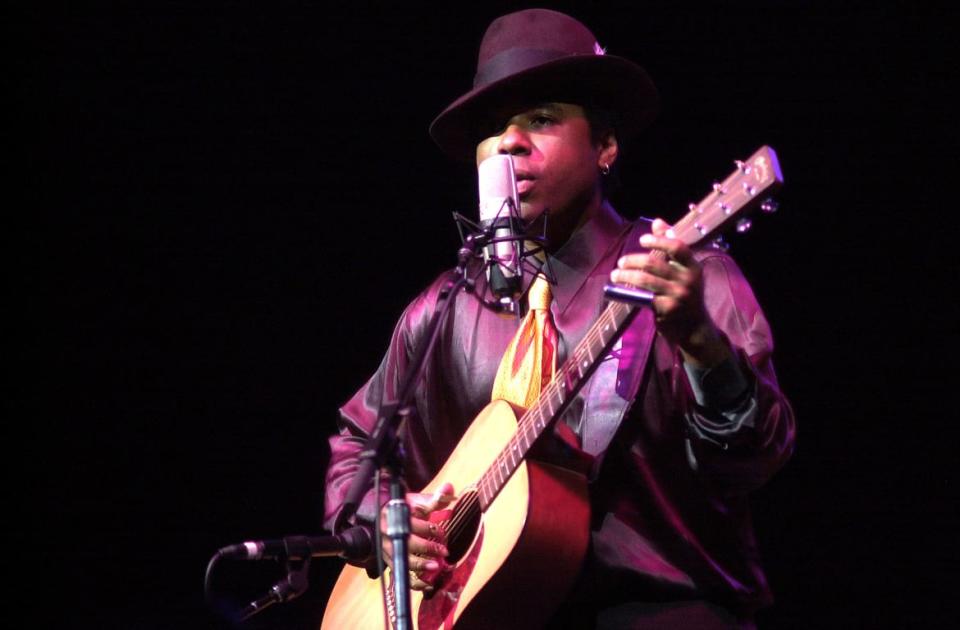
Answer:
[{"xmin": 429, "ymin": 54, "xmax": 659, "ymax": 161}]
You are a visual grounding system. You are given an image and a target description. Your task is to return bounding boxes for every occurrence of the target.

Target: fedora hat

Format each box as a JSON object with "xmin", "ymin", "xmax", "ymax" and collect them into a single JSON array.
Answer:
[{"xmin": 429, "ymin": 9, "xmax": 659, "ymax": 161}]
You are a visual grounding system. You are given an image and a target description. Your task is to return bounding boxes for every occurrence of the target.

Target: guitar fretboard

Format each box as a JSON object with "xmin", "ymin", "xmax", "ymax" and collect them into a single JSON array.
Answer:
[{"xmin": 476, "ymin": 299, "xmax": 636, "ymax": 509}]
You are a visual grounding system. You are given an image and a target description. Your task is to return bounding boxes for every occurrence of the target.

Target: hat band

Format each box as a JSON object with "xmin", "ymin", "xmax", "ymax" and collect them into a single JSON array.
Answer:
[{"xmin": 473, "ymin": 47, "xmax": 593, "ymax": 89}]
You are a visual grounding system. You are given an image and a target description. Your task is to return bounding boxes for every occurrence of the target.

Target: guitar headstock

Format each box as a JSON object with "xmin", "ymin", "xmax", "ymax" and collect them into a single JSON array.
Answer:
[{"xmin": 670, "ymin": 146, "xmax": 783, "ymax": 247}]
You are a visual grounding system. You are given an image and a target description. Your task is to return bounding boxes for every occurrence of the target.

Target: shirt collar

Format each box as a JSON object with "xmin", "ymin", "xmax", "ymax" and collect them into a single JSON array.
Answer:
[{"xmin": 543, "ymin": 201, "xmax": 630, "ymax": 314}]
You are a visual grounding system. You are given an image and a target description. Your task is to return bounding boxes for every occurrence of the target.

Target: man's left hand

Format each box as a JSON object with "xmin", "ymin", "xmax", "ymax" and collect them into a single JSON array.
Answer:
[{"xmin": 610, "ymin": 218, "xmax": 731, "ymax": 368}]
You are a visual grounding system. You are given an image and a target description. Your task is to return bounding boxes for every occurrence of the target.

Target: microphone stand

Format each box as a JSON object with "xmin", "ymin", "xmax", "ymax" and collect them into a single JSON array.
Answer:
[
  {"xmin": 336, "ymin": 232, "xmax": 488, "ymax": 630},
  {"xmin": 205, "ymin": 529, "xmax": 372, "ymax": 623},
  {"xmin": 237, "ymin": 557, "xmax": 311, "ymax": 621}
]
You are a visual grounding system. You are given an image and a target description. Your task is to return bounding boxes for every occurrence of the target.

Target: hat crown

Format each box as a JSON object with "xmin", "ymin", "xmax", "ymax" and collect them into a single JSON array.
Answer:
[
  {"xmin": 474, "ymin": 9, "xmax": 601, "ymax": 88},
  {"xmin": 429, "ymin": 9, "xmax": 657, "ymax": 160}
]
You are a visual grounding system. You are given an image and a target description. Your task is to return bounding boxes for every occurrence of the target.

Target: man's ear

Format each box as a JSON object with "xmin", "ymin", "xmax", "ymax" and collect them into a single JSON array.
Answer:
[{"xmin": 597, "ymin": 131, "xmax": 619, "ymax": 169}]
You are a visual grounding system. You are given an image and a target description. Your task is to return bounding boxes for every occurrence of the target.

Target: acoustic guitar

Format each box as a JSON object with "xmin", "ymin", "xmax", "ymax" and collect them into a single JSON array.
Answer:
[{"xmin": 321, "ymin": 146, "xmax": 783, "ymax": 629}]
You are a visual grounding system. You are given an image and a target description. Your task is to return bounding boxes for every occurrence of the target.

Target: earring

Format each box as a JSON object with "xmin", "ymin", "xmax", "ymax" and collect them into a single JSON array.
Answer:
[{"xmin": 600, "ymin": 162, "xmax": 610, "ymax": 176}]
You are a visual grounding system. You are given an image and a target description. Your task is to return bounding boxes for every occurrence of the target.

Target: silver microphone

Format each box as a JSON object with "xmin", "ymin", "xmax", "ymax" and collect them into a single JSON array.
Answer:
[{"xmin": 478, "ymin": 154, "xmax": 523, "ymax": 309}]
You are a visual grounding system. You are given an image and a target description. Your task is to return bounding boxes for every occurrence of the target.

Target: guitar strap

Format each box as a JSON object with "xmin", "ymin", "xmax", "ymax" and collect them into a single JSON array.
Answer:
[{"xmin": 578, "ymin": 219, "xmax": 658, "ymax": 476}]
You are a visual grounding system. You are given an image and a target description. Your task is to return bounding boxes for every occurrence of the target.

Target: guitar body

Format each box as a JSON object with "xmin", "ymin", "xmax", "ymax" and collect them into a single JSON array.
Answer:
[{"xmin": 321, "ymin": 399, "xmax": 590, "ymax": 630}]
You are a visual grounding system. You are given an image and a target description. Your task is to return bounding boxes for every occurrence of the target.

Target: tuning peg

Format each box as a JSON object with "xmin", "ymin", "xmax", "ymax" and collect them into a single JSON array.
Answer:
[
  {"xmin": 741, "ymin": 181, "xmax": 757, "ymax": 196},
  {"xmin": 712, "ymin": 182, "xmax": 725, "ymax": 194},
  {"xmin": 736, "ymin": 218, "xmax": 752, "ymax": 233},
  {"xmin": 734, "ymin": 159, "xmax": 751, "ymax": 174},
  {"xmin": 760, "ymin": 198, "xmax": 779, "ymax": 213},
  {"xmin": 710, "ymin": 236, "xmax": 730, "ymax": 252},
  {"xmin": 688, "ymin": 202, "xmax": 700, "ymax": 214}
]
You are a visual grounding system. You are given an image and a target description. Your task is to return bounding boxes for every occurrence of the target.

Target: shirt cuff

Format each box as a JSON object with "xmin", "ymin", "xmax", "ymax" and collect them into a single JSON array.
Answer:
[{"xmin": 683, "ymin": 352, "xmax": 752, "ymax": 411}]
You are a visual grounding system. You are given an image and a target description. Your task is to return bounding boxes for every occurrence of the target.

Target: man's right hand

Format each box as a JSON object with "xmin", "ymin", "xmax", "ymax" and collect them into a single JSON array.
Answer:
[{"xmin": 379, "ymin": 482, "xmax": 455, "ymax": 591}]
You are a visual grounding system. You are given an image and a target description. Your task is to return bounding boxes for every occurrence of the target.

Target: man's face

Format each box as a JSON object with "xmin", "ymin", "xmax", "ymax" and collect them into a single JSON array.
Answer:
[{"xmin": 475, "ymin": 103, "xmax": 610, "ymax": 225}]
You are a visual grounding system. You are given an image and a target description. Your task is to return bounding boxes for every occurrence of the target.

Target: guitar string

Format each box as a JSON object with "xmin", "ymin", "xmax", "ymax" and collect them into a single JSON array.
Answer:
[
  {"xmin": 443, "ymin": 253, "xmax": 694, "ymax": 544},
  {"xmin": 441, "ymin": 164, "xmax": 759, "ymax": 548},
  {"xmin": 481, "ymin": 304, "xmax": 622, "ymax": 492},
  {"xmin": 443, "ymin": 491, "xmax": 480, "ymax": 548},
  {"xmin": 462, "ymin": 162, "xmax": 762, "ymax": 516},
  {"xmin": 444, "ymin": 492, "xmax": 477, "ymax": 542},
  {"xmin": 441, "ymin": 302, "xmax": 624, "ymax": 549},
  {"xmin": 450, "ymin": 203, "xmax": 704, "ymax": 529},
  {"xmin": 442, "ymin": 305, "xmax": 626, "ymax": 547},
  {"xmin": 462, "ymin": 179, "xmax": 732, "ymax": 505}
]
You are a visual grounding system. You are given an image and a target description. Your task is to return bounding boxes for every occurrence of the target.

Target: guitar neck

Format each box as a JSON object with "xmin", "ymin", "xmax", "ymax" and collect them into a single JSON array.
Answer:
[{"xmin": 473, "ymin": 145, "xmax": 783, "ymax": 511}]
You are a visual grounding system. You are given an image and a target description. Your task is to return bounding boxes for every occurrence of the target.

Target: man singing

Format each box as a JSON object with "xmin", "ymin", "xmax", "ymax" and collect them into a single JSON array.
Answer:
[{"xmin": 324, "ymin": 9, "xmax": 794, "ymax": 629}]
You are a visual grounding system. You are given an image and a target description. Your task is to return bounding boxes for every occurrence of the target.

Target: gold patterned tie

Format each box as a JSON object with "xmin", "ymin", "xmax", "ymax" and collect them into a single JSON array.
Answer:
[{"xmin": 491, "ymin": 274, "xmax": 558, "ymax": 408}]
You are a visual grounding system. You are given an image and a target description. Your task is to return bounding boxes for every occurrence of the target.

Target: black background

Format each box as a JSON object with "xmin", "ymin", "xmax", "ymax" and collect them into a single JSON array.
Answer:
[{"xmin": 13, "ymin": 1, "xmax": 956, "ymax": 628}]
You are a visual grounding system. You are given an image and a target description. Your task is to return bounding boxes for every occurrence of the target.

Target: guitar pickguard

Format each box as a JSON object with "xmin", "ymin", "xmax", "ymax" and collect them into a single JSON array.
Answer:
[{"xmin": 417, "ymin": 522, "xmax": 485, "ymax": 630}]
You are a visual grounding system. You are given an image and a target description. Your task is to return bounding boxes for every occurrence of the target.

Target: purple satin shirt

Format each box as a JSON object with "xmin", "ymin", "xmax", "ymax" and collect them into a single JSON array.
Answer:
[{"xmin": 324, "ymin": 203, "xmax": 795, "ymax": 616}]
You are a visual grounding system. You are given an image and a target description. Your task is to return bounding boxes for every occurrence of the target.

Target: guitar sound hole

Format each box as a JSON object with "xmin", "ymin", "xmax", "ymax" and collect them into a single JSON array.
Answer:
[{"xmin": 445, "ymin": 492, "xmax": 481, "ymax": 564}]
